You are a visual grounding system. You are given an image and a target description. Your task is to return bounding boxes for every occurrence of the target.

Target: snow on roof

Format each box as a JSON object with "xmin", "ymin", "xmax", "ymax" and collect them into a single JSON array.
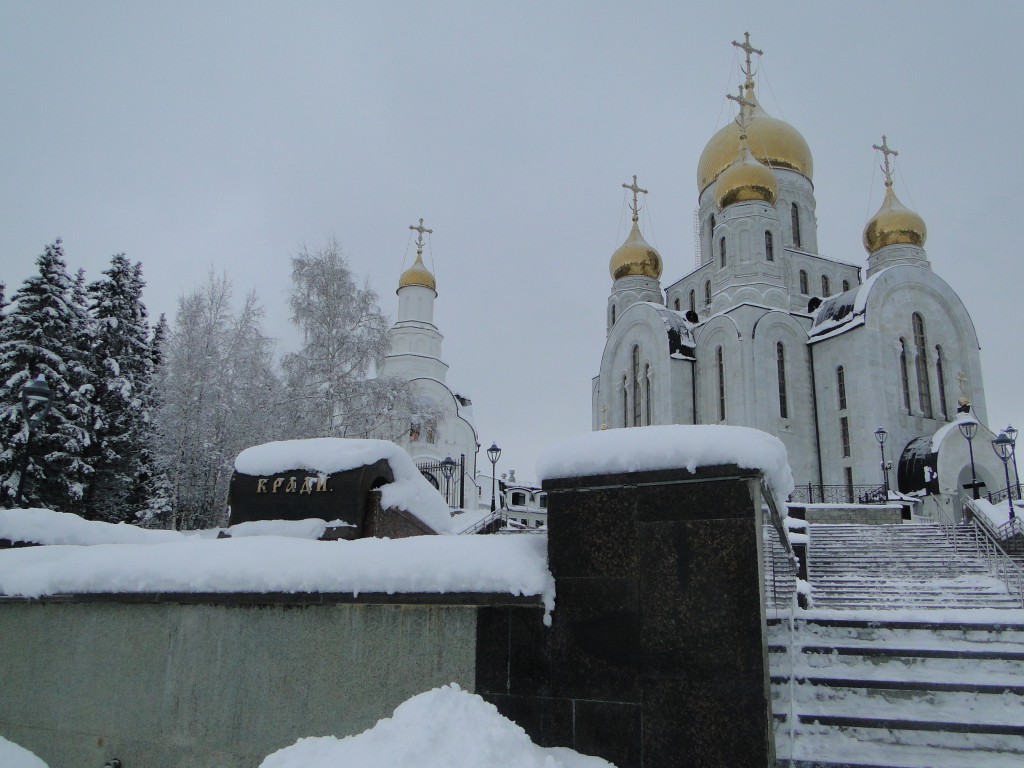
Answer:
[
  {"xmin": 930, "ymin": 410, "xmax": 979, "ymax": 452},
  {"xmin": 235, "ymin": 438, "xmax": 455, "ymax": 533},
  {"xmin": 0, "ymin": 736, "xmax": 47, "ymax": 768},
  {"xmin": 645, "ymin": 303, "xmax": 696, "ymax": 356},
  {"xmin": 536, "ymin": 425, "xmax": 794, "ymax": 512},
  {"xmin": 809, "ymin": 287, "xmax": 860, "ymax": 337},
  {"xmin": 259, "ymin": 683, "xmax": 614, "ymax": 768},
  {"xmin": 0, "ymin": 532, "xmax": 554, "ymax": 610}
]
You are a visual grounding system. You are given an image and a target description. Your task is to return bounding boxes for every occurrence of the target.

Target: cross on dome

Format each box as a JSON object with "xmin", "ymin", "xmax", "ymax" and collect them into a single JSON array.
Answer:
[
  {"xmin": 727, "ymin": 84, "xmax": 757, "ymax": 140},
  {"xmin": 621, "ymin": 175, "xmax": 648, "ymax": 223},
  {"xmin": 873, "ymin": 135, "xmax": 899, "ymax": 188},
  {"xmin": 732, "ymin": 31, "xmax": 763, "ymax": 89},
  {"xmin": 409, "ymin": 218, "xmax": 433, "ymax": 256}
]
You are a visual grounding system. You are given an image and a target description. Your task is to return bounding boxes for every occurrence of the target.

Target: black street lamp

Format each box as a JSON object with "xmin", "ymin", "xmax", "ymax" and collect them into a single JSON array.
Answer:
[
  {"xmin": 1005, "ymin": 424, "xmax": 1020, "ymax": 501},
  {"xmin": 15, "ymin": 374, "xmax": 54, "ymax": 507},
  {"xmin": 486, "ymin": 442, "xmax": 501, "ymax": 513},
  {"xmin": 441, "ymin": 456, "xmax": 456, "ymax": 507},
  {"xmin": 958, "ymin": 419, "xmax": 980, "ymax": 500},
  {"xmin": 992, "ymin": 432, "xmax": 1015, "ymax": 521},
  {"xmin": 874, "ymin": 426, "xmax": 890, "ymax": 498}
]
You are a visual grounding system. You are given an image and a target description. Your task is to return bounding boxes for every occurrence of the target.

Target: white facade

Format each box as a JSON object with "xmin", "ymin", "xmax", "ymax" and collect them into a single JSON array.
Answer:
[{"xmin": 592, "ymin": 52, "xmax": 1006, "ymax": 524}]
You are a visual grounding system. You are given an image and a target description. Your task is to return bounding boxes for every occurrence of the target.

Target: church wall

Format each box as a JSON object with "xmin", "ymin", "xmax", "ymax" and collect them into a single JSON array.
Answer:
[{"xmin": 598, "ymin": 309, "xmax": 672, "ymax": 429}]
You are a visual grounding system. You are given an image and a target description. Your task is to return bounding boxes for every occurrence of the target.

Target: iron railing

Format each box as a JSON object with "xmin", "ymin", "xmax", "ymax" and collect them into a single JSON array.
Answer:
[
  {"xmin": 947, "ymin": 499, "xmax": 1024, "ymax": 608},
  {"xmin": 416, "ymin": 455, "xmax": 466, "ymax": 508},
  {"xmin": 789, "ymin": 482, "xmax": 888, "ymax": 505},
  {"xmin": 460, "ymin": 509, "xmax": 504, "ymax": 535}
]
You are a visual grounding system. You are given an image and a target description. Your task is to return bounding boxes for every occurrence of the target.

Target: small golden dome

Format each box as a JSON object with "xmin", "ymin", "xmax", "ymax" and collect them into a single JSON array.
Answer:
[
  {"xmin": 863, "ymin": 185, "xmax": 927, "ymax": 254},
  {"xmin": 398, "ymin": 253, "xmax": 436, "ymax": 291},
  {"xmin": 697, "ymin": 87, "xmax": 813, "ymax": 193},
  {"xmin": 715, "ymin": 143, "xmax": 779, "ymax": 208},
  {"xmin": 609, "ymin": 221, "xmax": 663, "ymax": 281}
]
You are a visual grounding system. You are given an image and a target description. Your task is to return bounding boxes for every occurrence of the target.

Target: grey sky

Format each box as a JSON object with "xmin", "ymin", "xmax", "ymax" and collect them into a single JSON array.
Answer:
[{"xmin": 2, "ymin": 2, "xmax": 1021, "ymax": 482}]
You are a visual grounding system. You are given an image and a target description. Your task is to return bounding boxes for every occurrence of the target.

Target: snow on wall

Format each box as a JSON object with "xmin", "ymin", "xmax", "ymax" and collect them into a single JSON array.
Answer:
[
  {"xmin": 235, "ymin": 438, "xmax": 454, "ymax": 533},
  {"xmin": 259, "ymin": 683, "xmax": 613, "ymax": 768},
  {"xmin": 536, "ymin": 424, "xmax": 794, "ymax": 512}
]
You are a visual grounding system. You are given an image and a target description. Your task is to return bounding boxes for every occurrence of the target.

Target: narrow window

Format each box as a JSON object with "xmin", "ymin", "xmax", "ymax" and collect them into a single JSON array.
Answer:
[
  {"xmin": 710, "ymin": 214, "xmax": 716, "ymax": 234},
  {"xmin": 799, "ymin": 270, "xmax": 809, "ymax": 295},
  {"xmin": 689, "ymin": 289, "xmax": 696, "ymax": 313},
  {"xmin": 913, "ymin": 313, "xmax": 933, "ymax": 418},
  {"xmin": 791, "ymin": 203, "xmax": 801, "ymax": 247},
  {"xmin": 776, "ymin": 342, "xmax": 788, "ymax": 419},
  {"xmin": 821, "ymin": 275, "xmax": 831, "ymax": 297},
  {"xmin": 631, "ymin": 345, "xmax": 641, "ymax": 427},
  {"xmin": 842, "ymin": 279, "xmax": 851, "ymax": 292},
  {"xmin": 610, "ymin": 304, "xmax": 616, "ymax": 326},
  {"xmin": 936, "ymin": 345, "xmax": 949, "ymax": 420},
  {"xmin": 837, "ymin": 365, "xmax": 847, "ymax": 410},
  {"xmin": 765, "ymin": 230, "xmax": 774, "ymax": 261},
  {"xmin": 622, "ymin": 376, "xmax": 628, "ymax": 428},
  {"xmin": 645, "ymin": 364, "xmax": 652, "ymax": 425},
  {"xmin": 899, "ymin": 338, "xmax": 911, "ymax": 411},
  {"xmin": 844, "ymin": 467, "xmax": 854, "ymax": 503},
  {"xmin": 720, "ymin": 236, "xmax": 727, "ymax": 268},
  {"xmin": 673, "ymin": 297, "xmax": 680, "ymax": 311},
  {"xmin": 840, "ymin": 416, "xmax": 851, "ymax": 457},
  {"xmin": 704, "ymin": 280, "xmax": 711, "ymax": 307},
  {"xmin": 716, "ymin": 346, "xmax": 726, "ymax": 421}
]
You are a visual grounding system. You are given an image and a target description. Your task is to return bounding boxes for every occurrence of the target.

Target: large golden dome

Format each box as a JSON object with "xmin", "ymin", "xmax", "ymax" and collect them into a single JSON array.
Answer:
[
  {"xmin": 697, "ymin": 86, "xmax": 813, "ymax": 193},
  {"xmin": 863, "ymin": 185, "xmax": 927, "ymax": 254},
  {"xmin": 715, "ymin": 143, "xmax": 779, "ymax": 208},
  {"xmin": 609, "ymin": 221, "xmax": 663, "ymax": 281},
  {"xmin": 398, "ymin": 253, "xmax": 436, "ymax": 291}
]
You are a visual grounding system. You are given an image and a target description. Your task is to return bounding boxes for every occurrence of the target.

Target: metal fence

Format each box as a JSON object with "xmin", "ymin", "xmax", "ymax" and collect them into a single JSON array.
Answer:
[
  {"xmin": 788, "ymin": 482, "xmax": 888, "ymax": 505},
  {"xmin": 416, "ymin": 454, "xmax": 466, "ymax": 508}
]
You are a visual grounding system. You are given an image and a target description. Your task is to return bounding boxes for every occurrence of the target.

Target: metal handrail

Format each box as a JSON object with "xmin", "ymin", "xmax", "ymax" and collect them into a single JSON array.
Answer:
[
  {"xmin": 950, "ymin": 499, "xmax": 1024, "ymax": 608},
  {"xmin": 460, "ymin": 509, "xmax": 504, "ymax": 535},
  {"xmin": 789, "ymin": 482, "xmax": 888, "ymax": 505}
]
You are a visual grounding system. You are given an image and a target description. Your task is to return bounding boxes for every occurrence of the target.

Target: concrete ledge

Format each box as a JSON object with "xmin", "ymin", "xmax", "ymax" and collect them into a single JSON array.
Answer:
[{"xmin": 0, "ymin": 591, "xmax": 545, "ymax": 607}]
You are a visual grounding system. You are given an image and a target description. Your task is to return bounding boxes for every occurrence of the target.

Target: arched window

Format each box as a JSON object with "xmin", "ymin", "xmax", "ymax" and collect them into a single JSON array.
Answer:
[
  {"xmin": 631, "ymin": 345, "xmax": 642, "ymax": 427},
  {"xmin": 622, "ymin": 376, "xmax": 628, "ymax": 428},
  {"xmin": 689, "ymin": 290, "xmax": 696, "ymax": 313},
  {"xmin": 913, "ymin": 313, "xmax": 933, "ymax": 418},
  {"xmin": 776, "ymin": 342, "xmax": 788, "ymax": 419},
  {"xmin": 936, "ymin": 345, "xmax": 949, "ymax": 420},
  {"xmin": 710, "ymin": 214, "xmax": 716, "ymax": 234},
  {"xmin": 837, "ymin": 365, "xmax": 847, "ymax": 410},
  {"xmin": 645, "ymin": 364, "xmax": 652, "ymax": 425},
  {"xmin": 765, "ymin": 231, "xmax": 774, "ymax": 261},
  {"xmin": 840, "ymin": 416, "xmax": 851, "ymax": 457},
  {"xmin": 610, "ymin": 304, "xmax": 616, "ymax": 326},
  {"xmin": 899, "ymin": 338, "xmax": 911, "ymax": 411},
  {"xmin": 791, "ymin": 203, "xmax": 801, "ymax": 247},
  {"xmin": 842, "ymin": 279, "xmax": 851, "ymax": 292},
  {"xmin": 720, "ymin": 237, "xmax": 727, "ymax": 268},
  {"xmin": 716, "ymin": 346, "xmax": 726, "ymax": 421},
  {"xmin": 799, "ymin": 270, "xmax": 809, "ymax": 295},
  {"xmin": 673, "ymin": 297, "xmax": 680, "ymax": 311},
  {"xmin": 821, "ymin": 275, "xmax": 831, "ymax": 297},
  {"xmin": 704, "ymin": 280, "xmax": 711, "ymax": 307}
]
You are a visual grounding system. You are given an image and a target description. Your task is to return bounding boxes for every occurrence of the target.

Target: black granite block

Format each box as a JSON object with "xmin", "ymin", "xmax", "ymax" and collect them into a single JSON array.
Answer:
[
  {"xmin": 547, "ymin": 486, "xmax": 638, "ymax": 579},
  {"xmin": 640, "ymin": 518, "xmax": 765, "ymax": 681},
  {"xmin": 643, "ymin": 677, "xmax": 773, "ymax": 768},
  {"xmin": 548, "ymin": 577, "xmax": 641, "ymax": 702},
  {"xmin": 481, "ymin": 693, "xmax": 574, "ymax": 748},
  {"xmin": 635, "ymin": 476, "xmax": 756, "ymax": 523},
  {"xmin": 508, "ymin": 607, "xmax": 552, "ymax": 697},
  {"xmin": 475, "ymin": 607, "xmax": 510, "ymax": 695},
  {"xmin": 572, "ymin": 699, "xmax": 643, "ymax": 768},
  {"xmin": 543, "ymin": 463, "xmax": 752, "ymax": 493}
]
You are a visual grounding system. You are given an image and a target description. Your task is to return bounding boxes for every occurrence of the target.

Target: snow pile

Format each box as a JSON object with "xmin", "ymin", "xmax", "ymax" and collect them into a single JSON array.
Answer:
[
  {"xmin": 259, "ymin": 684, "xmax": 614, "ymax": 768},
  {"xmin": 0, "ymin": 534, "xmax": 554, "ymax": 613},
  {"xmin": 226, "ymin": 518, "xmax": 353, "ymax": 538},
  {"xmin": 0, "ymin": 736, "xmax": 48, "ymax": 768},
  {"xmin": 235, "ymin": 438, "xmax": 455, "ymax": 533},
  {"xmin": 536, "ymin": 425, "xmax": 794, "ymax": 511},
  {"xmin": 972, "ymin": 498, "xmax": 1021, "ymax": 528}
]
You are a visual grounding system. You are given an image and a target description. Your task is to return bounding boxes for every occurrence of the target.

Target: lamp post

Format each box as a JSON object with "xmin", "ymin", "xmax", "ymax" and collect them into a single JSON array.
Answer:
[
  {"xmin": 958, "ymin": 419, "xmax": 980, "ymax": 500},
  {"xmin": 441, "ymin": 456, "xmax": 456, "ymax": 507},
  {"xmin": 486, "ymin": 442, "xmax": 501, "ymax": 513},
  {"xmin": 15, "ymin": 374, "xmax": 54, "ymax": 507},
  {"xmin": 992, "ymin": 433, "xmax": 1015, "ymax": 521},
  {"xmin": 1005, "ymin": 424, "xmax": 1020, "ymax": 501},
  {"xmin": 874, "ymin": 426, "xmax": 890, "ymax": 498}
]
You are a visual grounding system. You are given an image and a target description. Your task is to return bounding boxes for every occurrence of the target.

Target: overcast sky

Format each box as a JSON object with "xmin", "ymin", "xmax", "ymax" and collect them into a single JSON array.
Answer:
[{"xmin": 2, "ymin": 2, "xmax": 1022, "ymax": 482}]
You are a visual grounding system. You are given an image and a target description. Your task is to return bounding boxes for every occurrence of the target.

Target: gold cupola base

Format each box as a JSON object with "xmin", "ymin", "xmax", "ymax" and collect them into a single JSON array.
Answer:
[
  {"xmin": 863, "ymin": 185, "xmax": 927, "ymax": 254},
  {"xmin": 609, "ymin": 221, "xmax": 663, "ymax": 281}
]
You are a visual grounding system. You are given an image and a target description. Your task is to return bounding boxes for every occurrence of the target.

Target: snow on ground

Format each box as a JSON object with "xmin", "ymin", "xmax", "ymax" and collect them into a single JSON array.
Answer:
[
  {"xmin": 536, "ymin": 424, "xmax": 794, "ymax": 512},
  {"xmin": 259, "ymin": 684, "xmax": 615, "ymax": 768},
  {"xmin": 235, "ymin": 438, "xmax": 456, "ymax": 533},
  {"xmin": 0, "ymin": 736, "xmax": 48, "ymax": 768},
  {"xmin": 973, "ymin": 497, "xmax": 1024, "ymax": 528},
  {"xmin": 0, "ymin": 533, "xmax": 555, "ymax": 615}
]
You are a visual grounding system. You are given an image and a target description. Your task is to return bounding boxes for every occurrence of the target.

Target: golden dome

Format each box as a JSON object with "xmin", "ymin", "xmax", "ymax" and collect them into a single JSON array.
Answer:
[
  {"xmin": 609, "ymin": 221, "xmax": 663, "ymax": 281},
  {"xmin": 398, "ymin": 253, "xmax": 436, "ymax": 291},
  {"xmin": 697, "ymin": 87, "xmax": 813, "ymax": 193},
  {"xmin": 863, "ymin": 185, "xmax": 927, "ymax": 254},
  {"xmin": 715, "ymin": 143, "xmax": 779, "ymax": 208}
]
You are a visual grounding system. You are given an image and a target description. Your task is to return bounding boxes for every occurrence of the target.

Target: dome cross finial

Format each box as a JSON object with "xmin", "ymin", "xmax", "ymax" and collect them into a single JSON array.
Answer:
[
  {"xmin": 621, "ymin": 174, "xmax": 648, "ymax": 223},
  {"xmin": 732, "ymin": 31, "xmax": 763, "ymax": 90},
  {"xmin": 409, "ymin": 217, "xmax": 433, "ymax": 258},
  {"xmin": 873, "ymin": 135, "xmax": 899, "ymax": 188},
  {"xmin": 727, "ymin": 84, "xmax": 756, "ymax": 142}
]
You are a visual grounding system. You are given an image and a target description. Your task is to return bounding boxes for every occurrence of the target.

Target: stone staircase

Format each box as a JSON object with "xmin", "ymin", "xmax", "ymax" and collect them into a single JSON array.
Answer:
[{"xmin": 769, "ymin": 522, "xmax": 1024, "ymax": 768}]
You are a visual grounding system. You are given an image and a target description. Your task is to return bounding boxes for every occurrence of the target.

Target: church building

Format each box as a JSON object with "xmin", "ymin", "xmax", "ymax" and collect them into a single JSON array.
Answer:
[
  {"xmin": 592, "ymin": 34, "xmax": 1005, "ymax": 523},
  {"xmin": 379, "ymin": 219, "xmax": 480, "ymax": 509}
]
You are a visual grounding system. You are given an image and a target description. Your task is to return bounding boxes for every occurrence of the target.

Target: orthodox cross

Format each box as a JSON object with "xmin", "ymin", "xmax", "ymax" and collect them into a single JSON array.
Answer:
[
  {"xmin": 873, "ymin": 135, "xmax": 898, "ymax": 188},
  {"xmin": 732, "ymin": 32, "xmax": 763, "ymax": 89},
  {"xmin": 727, "ymin": 85, "xmax": 757, "ymax": 139},
  {"xmin": 409, "ymin": 218, "xmax": 433, "ymax": 256},
  {"xmin": 622, "ymin": 175, "xmax": 648, "ymax": 223},
  {"xmin": 956, "ymin": 369, "xmax": 970, "ymax": 400},
  {"xmin": 600, "ymin": 404, "xmax": 608, "ymax": 431}
]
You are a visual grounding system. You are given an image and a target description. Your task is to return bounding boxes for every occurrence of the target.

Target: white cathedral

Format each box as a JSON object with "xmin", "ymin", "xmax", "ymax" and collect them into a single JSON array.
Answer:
[
  {"xmin": 379, "ymin": 220, "xmax": 481, "ymax": 510},
  {"xmin": 592, "ymin": 34, "xmax": 1006, "ymax": 524}
]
